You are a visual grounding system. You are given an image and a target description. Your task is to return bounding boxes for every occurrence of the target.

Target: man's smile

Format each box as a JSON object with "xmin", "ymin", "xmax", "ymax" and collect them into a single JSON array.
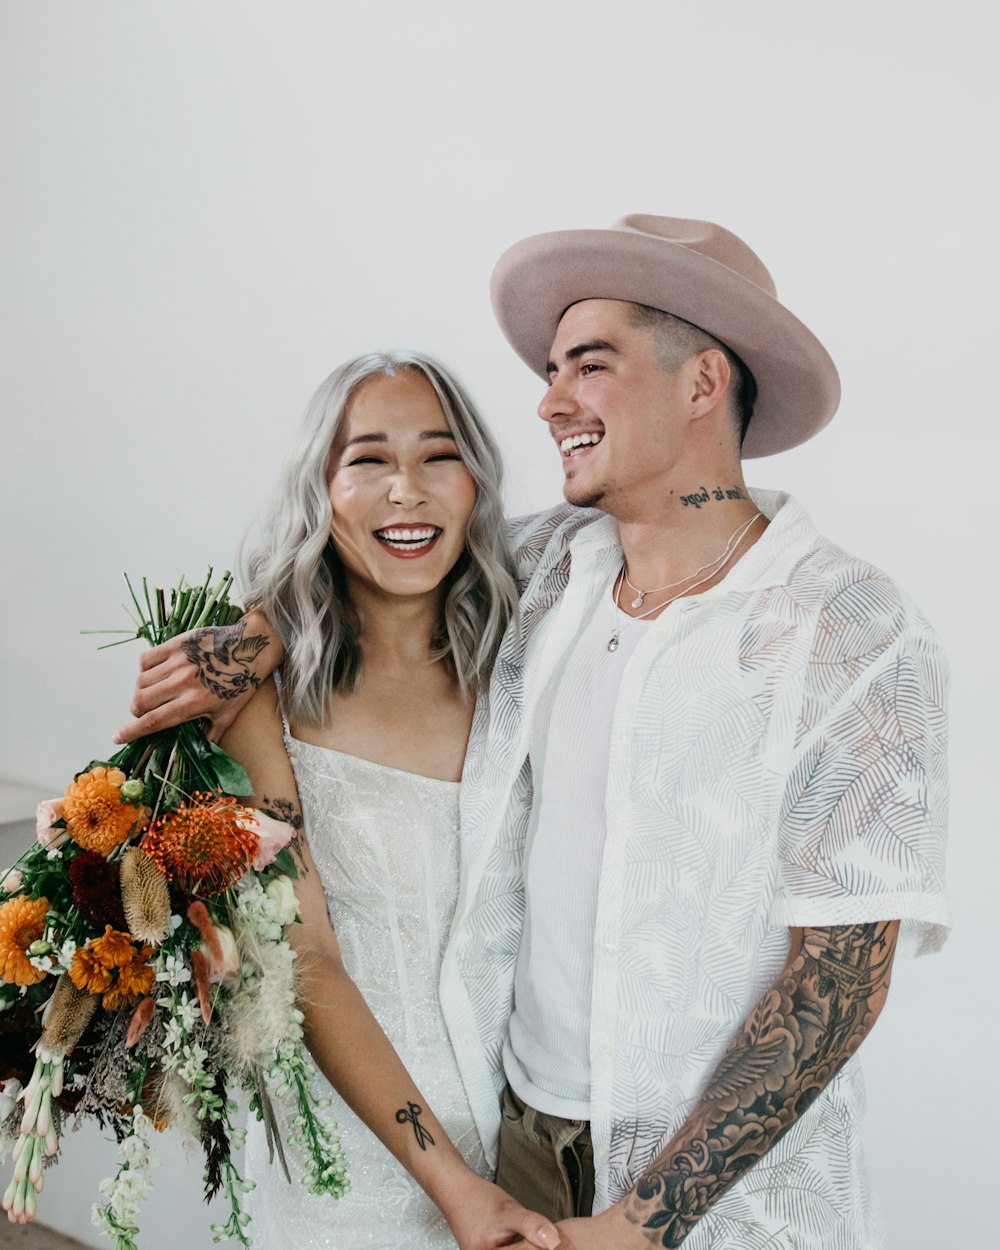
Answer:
[{"xmin": 558, "ymin": 431, "xmax": 605, "ymax": 458}]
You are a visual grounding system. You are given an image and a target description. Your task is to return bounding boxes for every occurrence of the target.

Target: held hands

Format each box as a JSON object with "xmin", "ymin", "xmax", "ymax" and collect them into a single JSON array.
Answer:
[
  {"xmin": 443, "ymin": 1175, "xmax": 560, "ymax": 1250},
  {"xmin": 114, "ymin": 610, "xmax": 280, "ymax": 744},
  {"xmin": 556, "ymin": 1209, "xmax": 651, "ymax": 1250}
]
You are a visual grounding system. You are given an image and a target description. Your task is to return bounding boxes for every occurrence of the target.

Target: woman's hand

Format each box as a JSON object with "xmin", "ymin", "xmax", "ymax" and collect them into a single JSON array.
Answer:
[
  {"xmin": 441, "ymin": 1173, "xmax": 560, "ymax": 1249},
  {"xmin": 114, "ymin": 610, "xmax": 282, "ymax": 743}
]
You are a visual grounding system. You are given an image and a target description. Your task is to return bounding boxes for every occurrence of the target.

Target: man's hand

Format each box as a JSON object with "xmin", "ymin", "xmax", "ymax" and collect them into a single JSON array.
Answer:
[
  {"xmin": 114, "ymin": 610, "xmax": 282, "ymax": 743},
  {"xmin": 443, "ymin": 1175, "xmax": 561, "ymax": 1249},
  {"xmin": 556, "ymin": 1211, "xmax": 647, "ymax": 1250}
]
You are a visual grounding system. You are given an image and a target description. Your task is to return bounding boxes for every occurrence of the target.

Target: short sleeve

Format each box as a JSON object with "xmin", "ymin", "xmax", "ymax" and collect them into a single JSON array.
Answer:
[{"xmin": 774, "ymin": 570, "xmax": 949, "ymax": 956}]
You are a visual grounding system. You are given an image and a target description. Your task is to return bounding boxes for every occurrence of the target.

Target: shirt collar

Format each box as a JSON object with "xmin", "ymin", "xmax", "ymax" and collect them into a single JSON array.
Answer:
[{"xmin": 566, "ymin": 489, "xmax": 824, "ymax": 596}]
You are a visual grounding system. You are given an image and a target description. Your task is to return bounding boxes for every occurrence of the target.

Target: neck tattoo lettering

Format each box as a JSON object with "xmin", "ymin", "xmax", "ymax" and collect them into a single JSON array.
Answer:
[{"xmin": 395, "ymin": 1101, "xmax": 436, "ymax": 1151}]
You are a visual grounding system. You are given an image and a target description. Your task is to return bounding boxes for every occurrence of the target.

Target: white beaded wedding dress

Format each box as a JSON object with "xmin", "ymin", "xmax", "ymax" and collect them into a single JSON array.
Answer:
[{"xmin": 244, "ymin": 737, "xmax": 487, "ymax": 1248}]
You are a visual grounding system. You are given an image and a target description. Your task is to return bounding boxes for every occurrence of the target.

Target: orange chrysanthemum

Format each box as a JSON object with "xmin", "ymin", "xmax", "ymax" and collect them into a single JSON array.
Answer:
[
  {"xmin": 69, "ymin": 944, "xmax": 114, "ymax": 995},
  {"xmin": 142, "ymin": 793, "xmax": 259, "ymax": 895},
  {"xmin": 91, "ymin": 925, "xmax": 139, "ymax": 969},
  {"xmin": 69, "ymin": 928, "xmax": 154, "ymax": 1010},
  {"xmin": 101, "ymin": 949, "xmax": 154, "ymax": 1011},
  {"xmin": 0, "ymin": 896, "xmax": 50, "ymax": 987},
  {"xmin": 63, "ymin": 766, "xmax": 142, "ymax": 855}
]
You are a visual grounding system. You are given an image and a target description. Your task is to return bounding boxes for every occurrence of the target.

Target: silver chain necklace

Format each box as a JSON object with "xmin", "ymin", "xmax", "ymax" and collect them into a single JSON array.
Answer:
[
  {"xmin": 607, "ymin": 512, "xmax": 763, "ymax": 653},
  {"xmin": 622, "ymin": 513, "xmax": 763, "ymax": 609}
]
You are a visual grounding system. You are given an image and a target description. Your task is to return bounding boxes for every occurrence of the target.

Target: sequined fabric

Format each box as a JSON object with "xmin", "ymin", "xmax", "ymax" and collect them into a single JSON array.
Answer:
[{"xmin": 245, "ymin": 739, "xmax": 487, "ymax": 1248}]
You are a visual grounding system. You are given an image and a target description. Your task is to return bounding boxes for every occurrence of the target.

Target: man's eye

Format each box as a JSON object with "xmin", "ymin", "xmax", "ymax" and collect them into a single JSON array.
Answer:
[{"xmin": 581, "ymin": 362, "xmax": 603, "ymax": 375}]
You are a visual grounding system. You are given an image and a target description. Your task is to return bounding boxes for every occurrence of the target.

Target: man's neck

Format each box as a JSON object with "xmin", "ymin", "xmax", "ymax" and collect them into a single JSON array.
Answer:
[{"xmin": 613, "ymin": 475, "xmax": 765, "ymax": 594}]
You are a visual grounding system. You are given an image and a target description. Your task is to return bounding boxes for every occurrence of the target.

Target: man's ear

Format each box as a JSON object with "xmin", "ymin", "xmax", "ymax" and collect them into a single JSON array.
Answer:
[{"xmin": 687, "ymin": 348, "xmax": 732, "ymax": 419}]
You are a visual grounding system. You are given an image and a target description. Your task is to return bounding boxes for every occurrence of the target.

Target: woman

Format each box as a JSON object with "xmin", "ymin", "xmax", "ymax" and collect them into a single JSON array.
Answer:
[{"xmin": 192, "ymin": 353, "xmax": 556, "ymax": 1249}]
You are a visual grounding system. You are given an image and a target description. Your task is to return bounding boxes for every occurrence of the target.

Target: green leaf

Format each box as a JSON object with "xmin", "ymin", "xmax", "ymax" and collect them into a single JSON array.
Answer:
[
  {"xmin": 206, "ymin": 742, "xmax": 253, "ymax": 796},
  {"xmin": 271, "ymin": 848, "xmax": 299, "ymax": 879}
]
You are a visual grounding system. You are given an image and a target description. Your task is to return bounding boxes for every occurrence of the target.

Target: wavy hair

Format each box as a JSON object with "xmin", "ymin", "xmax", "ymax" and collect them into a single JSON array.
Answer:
[{"xmin": 239, "ymin": 352, "xmax": 517, "ymax": 725}]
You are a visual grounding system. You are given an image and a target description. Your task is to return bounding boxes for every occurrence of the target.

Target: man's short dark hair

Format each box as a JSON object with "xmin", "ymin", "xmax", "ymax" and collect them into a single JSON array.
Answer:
[{"xmin": 627, "ymin": 303, "xmax": 757, "ymax": 445}]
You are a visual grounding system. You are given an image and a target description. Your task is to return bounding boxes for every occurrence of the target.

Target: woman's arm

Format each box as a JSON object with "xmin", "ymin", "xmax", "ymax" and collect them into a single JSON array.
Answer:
[{"xmin": 220, "ymin": 680, "xmax": 558, "ymax": 1250}]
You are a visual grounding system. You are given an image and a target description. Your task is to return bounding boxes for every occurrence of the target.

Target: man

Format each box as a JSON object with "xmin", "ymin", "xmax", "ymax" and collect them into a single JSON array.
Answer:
[{"xmin": 120, "ymin": 216, "xmax": 949, "ymax": 1248}]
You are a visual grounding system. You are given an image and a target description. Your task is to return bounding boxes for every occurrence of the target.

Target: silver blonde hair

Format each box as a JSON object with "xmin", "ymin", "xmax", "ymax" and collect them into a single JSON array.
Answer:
[{"xmin": 239, "ymin": 351, "xmax": 517, "ymax": 725}]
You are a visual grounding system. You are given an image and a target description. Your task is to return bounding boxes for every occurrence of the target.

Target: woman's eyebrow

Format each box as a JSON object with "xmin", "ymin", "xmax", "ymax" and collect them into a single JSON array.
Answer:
[{"xmin": 341, "ymin": 430, "xmax": 456, "ymax": 449}]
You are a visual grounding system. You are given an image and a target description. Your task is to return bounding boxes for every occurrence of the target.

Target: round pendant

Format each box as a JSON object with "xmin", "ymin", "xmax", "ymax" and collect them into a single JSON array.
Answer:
[
  {"xmin": 631, "ymin": 595, "xmax": 645, "ymax": 609},
  {"xmin": 607, "ymin": 635, "xmax": 620, "ymax": 652}
]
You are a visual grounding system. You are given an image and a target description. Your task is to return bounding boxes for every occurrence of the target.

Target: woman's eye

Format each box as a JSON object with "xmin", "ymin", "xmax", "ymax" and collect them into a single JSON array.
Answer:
[
  {"xmin": 347, "ymin": 456, "xmax": 385, "ymax": 466},
  {"xmin": 426, "ymin": 454, "xmax": 462, "ymax": 463}
]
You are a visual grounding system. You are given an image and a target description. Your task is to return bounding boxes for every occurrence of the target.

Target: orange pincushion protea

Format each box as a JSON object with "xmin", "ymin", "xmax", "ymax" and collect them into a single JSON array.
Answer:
[
  {"xmin": 142, "ymin": 793, "xmax": 259, "ymax": 895},
  {"xmin": 63, "ymin": 766, "xmax": 143, "ymax": 855},
  {"xmin": 0, "ymin": 896, "xmax": 50, "ymax": 986}
]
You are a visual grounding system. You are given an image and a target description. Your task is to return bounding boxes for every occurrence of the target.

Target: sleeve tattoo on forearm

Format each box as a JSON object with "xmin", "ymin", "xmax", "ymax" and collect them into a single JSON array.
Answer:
[
  {"xmin": 179, "ymin": 620, "xmax": 270, "ymax": 700},
  {"xmin": 624, "ymin": 921, "xmax": 897, "ymax": 1247}
]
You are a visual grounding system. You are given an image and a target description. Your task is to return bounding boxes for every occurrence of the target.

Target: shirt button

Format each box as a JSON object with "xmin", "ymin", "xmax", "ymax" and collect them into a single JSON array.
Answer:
[
  {"xmin": 596, "ymin": 1147, "xmax": 610, "ymax": 1166},
  {"xmin": 599, "ymin": 1042, "xmax": 615, "ymax": 1057},
  {"xmin": 603, "ymin": 943, "xmax": 619, "ymax": 960}
]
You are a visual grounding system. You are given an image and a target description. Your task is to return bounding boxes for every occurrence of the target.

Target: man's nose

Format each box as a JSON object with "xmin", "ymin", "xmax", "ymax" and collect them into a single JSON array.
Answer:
[{"xmin": 537, "ymin": 372, "xmax": 576, "ymax": 425}]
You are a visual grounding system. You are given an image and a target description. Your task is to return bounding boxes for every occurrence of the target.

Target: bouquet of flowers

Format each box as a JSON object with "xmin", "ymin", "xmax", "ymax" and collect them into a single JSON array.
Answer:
[{"xmin": 0, "ymin": 571, "xmax": 348, "ymax": 1247}]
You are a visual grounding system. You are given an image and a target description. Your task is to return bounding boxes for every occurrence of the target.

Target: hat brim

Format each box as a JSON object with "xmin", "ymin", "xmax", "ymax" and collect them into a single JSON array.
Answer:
[{"xmin": 490, "ymin": 229, "xmax": 840, "ymax": 458}]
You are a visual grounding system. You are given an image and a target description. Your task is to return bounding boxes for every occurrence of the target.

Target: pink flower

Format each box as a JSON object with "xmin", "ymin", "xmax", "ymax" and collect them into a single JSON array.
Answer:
[
  {"xmin": 0, "ymin": 869, "xmax": 23, "ymax": 894},
  {"xmin": 202, "ymin": 924, "xmax": 240, "ymax": 985},
  {"xmin": 35, "ymin": 799, "xmax": 68, "ymax": 847},
  {"xmin": 239, "ymin": 808, "xmax": 297, "ymax": 871}
]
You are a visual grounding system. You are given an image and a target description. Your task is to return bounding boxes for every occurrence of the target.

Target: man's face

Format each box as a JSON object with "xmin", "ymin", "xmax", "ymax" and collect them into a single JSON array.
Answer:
[{"xmin": 538, "ymin": 299, "xmax": 689, "ymax": 515}]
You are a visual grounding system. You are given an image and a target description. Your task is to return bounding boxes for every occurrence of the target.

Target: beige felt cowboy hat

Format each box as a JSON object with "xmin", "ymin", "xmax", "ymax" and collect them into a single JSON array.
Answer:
[{"xmin": 490, "ymin": 213, "xmax": 840, "ymax": 458}]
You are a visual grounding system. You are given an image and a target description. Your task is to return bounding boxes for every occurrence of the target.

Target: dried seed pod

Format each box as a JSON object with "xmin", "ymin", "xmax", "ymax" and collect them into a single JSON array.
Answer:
[
  {"xmin": 40, "ymin": 976, "xmax": 99, "ymax": 1056},
  {"xmin": 120, "ymin": 847, "xmax": 171, "ymax": 945}
]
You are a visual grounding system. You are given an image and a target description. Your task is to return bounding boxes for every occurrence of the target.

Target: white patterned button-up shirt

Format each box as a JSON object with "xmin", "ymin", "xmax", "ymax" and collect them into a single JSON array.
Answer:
[{"xmin": 441, "ymin": 490, "xmax": 949, "ymax": 1249}]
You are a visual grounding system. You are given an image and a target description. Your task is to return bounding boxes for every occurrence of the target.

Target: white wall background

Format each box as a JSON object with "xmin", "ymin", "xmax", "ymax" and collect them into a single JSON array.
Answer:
[{"xmin": 1, "ymin": 1, "xmax": 996, "ymax": 1247}]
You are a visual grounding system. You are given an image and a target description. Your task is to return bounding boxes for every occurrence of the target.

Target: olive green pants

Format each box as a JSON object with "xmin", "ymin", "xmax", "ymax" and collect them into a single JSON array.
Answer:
[{"xmin": 494, "ymin": 1084, "xmax": 596, "ymax": 1221}]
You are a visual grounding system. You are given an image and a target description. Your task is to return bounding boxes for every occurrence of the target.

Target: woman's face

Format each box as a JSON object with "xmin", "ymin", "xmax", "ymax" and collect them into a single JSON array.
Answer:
[{"xmin": 327, "ymin": 370, "xmax": 477, "ymax": 605}]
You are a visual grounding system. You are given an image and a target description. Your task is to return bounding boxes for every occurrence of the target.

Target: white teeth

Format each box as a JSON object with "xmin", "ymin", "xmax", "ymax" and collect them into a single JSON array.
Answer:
[
  {"xmin": 377, "ymin": 527, "xmax": 437, "ymax": 541},
  {"xmin": 375, "ymin": 526, "xmax": 440, "ymax": 547},
  {"xmin": 559, "ymin": 432, "xmax": 603, "ymax": 454}
]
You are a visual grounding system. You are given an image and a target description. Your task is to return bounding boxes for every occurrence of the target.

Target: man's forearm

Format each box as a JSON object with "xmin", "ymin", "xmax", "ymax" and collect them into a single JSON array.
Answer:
[{"xmin": 620, "ymin": 921, "xmax": 898, "ymax": 1247}]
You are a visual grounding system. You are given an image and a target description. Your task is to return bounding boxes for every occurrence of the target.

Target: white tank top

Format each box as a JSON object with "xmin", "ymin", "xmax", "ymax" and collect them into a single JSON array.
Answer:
[{"xmin": 503, "ymin": 579, "xmax": 652, "ymax": 1118}]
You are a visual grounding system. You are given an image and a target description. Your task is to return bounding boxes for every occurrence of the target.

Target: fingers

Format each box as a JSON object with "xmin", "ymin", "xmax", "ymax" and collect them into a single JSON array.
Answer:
[
  {"xmin": 507, "ymin": 1208, "xmax": 560, "ymax": 1249},
  {"xmin": 114, "ymin": 700, "xmax": 204, "ymax": 744}
]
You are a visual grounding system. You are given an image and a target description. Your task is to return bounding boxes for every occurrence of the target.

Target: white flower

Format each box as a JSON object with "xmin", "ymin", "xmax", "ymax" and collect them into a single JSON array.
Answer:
[
  {"xmin": 93, "ymin": 1106, "xmax": 159, "ymax": 1238},
  {"xmin": 265, "ymin": 876, "xmax": 299, "ymax": 927},
  {"xmin": 0, "ymin": 1078, "xmax": 22, "ymax": 1120},
  {"xmin": 175, "ymin": 992, "xmax": 199, "ymax": 1032},
  {"xmin": 155, "ymin": 952, "xmax": 191, "ymax": 987},
  {"xmin": 162, "ymin": 1017, "xmax": 185, "ymax": 1052},
  {"xmin": 56, "ymin": 938, "xmax": 78, "ymax": 972}
]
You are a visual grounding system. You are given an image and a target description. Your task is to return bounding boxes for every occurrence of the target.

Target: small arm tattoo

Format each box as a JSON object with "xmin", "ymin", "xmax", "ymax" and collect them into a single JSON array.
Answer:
[
  {"xmin": 624, "ymin": 921, "xmax": 897, "ymax": 1247},
  {"xmin": 395, "ymin": 1101, "xmax": 435, "ymax": 1151},
  {"xmin": 259, "ymin": 796, "xmax": 304, "ymax": 831},
  {"xmin": 180, "ymin": 620, "xmax": 269, "ymax": 701}
]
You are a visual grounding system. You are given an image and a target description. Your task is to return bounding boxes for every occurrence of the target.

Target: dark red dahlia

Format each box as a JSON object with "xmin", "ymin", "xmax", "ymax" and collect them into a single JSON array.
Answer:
[{"xmin": 68, "ymin": 850, "xmax": 127, "ymax": 930}]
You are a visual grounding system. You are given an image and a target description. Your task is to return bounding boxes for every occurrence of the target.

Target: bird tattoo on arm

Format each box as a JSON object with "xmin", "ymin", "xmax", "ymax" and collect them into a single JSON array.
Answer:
[{"xmin": 180, "ymin": 620, "xmax": 271, "ymax": 700}]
